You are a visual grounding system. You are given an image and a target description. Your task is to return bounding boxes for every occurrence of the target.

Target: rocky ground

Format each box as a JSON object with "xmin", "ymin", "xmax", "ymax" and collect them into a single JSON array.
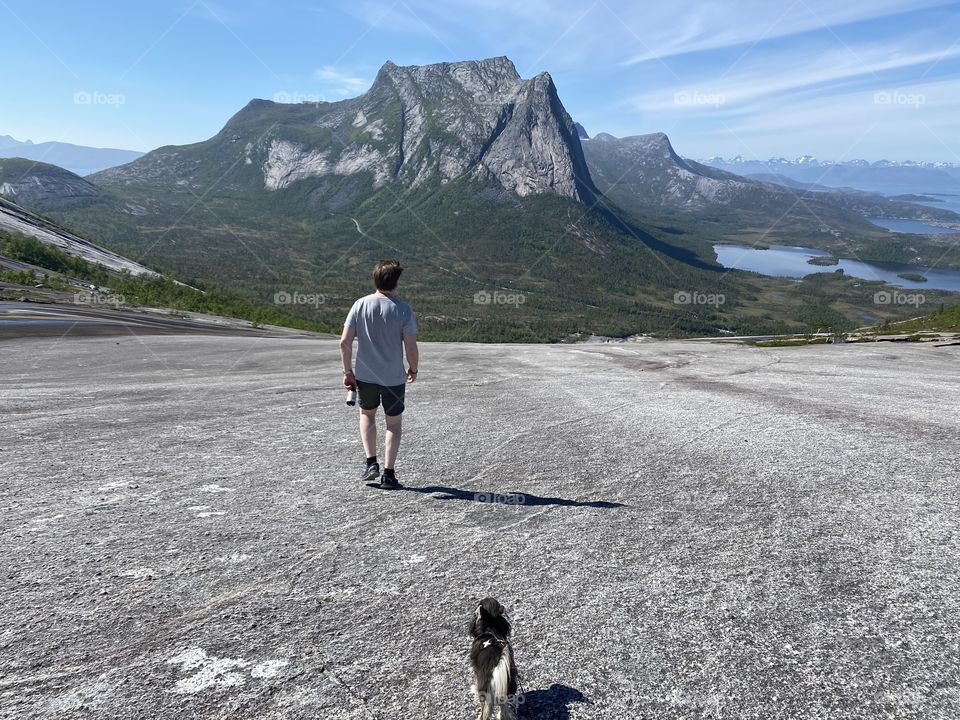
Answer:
[
  {"xmin": 0, "ymin": 198, "xmax": 155, "ymax": 276},
  {"xmin": 2, "ymin": 333, "xmax": 958, "ymax": 719},
  {"xmin": 0, "ymin": 302, "xmax": 316, "ymax": 340}
]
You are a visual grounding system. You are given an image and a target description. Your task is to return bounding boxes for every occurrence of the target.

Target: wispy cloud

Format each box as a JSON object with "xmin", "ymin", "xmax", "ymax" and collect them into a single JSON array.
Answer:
[
  {"xmin": 632, "ymin": 41, "xmax": 960, "ymax": 113},
  {"xmin": 314, "ymin": 65, "xmax": 371, "ymax": 96},
  {"xmin": 616, "ymin": 0, "xmax": 956, "ymax": 65},
  {"xmin": 676, "ymin": 74, "xmax": 960, "ymax": 161},
  {"xmin": 339, "ymin": 0, "xmax": 957, "ymax": 70}
]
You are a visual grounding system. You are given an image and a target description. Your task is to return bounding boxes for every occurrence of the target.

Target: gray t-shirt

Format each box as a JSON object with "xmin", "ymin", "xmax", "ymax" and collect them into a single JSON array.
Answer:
[{"xmin": 345, "ymin": 293, "xmax": 417, "ymax": 386}]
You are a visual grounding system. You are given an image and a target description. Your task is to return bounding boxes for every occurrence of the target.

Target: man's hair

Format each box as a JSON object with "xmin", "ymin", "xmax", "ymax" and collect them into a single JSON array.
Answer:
[{"xmin": 373, "ymin": 260, "xmax": 403, "ymax": 291}]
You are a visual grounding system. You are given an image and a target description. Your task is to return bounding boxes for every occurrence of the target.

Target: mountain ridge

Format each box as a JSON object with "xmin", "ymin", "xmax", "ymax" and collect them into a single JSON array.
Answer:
[
  {"xmin": 92, "ymin": 57, "xmax": 594, "ymax": 205},
  {"xmin": 0, "ymin": 135, "xmax": 143, "ymax": 176},
  {"xmin": 585, "ymin": 132, "xmax": 960, "ymax": 222},
  {"xmin": 0, "ymin": 158, "xmax": 101, "ymax": 207},
  {"xmin": 582, "ymin": 131, "xmax": 960, "ymax": 269}
]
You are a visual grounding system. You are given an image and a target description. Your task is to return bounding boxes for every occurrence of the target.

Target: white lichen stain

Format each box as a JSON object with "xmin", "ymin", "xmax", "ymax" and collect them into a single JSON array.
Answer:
[
  {"xmin": 167, "ymin": 648, "xmax": 249, "ymax": 694},
  {"xmin": 199, "ymin": 483, "xmax": 235, "ymax": 493},
  {"xmin": 167, "ymin": 648, "xmax": 290, "ymax": 694},
  {"xmin": 251, "ymin": 659, "xmax": 289, "ymax": 678},
  {"xmin": 46, "ymin": 676, "xmax": 114, "ymax": 712}
]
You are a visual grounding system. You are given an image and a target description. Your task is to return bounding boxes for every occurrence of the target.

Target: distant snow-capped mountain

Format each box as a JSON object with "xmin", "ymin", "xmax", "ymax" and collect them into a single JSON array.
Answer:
[
  {"xmin": 700, "ymin": 154, "xmax": 960, "ymax": 195},
  {"xmin": 697, "ymin": 155, "xmax": 960, "ymax": 169},
  {"xmin": 703, "ymin": 154, "xmax": 960, "ymax": 169}
]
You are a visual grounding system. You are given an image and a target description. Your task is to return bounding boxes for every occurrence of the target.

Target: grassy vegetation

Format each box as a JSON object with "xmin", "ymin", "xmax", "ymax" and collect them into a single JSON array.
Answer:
[
  {"xmin": 752, "ymin": 336, "xmax": 831, "ymax": 347},
  {"xmin": 0, "ymin": 230, "xmax": 332, "ymax": 332},
  {"xmin": 867, "ymin": 301, "xmax": 960, "ymax": 333},
  {"xmin": 747, "ymin": 299, "xmax": 960, "ymax": 346}
]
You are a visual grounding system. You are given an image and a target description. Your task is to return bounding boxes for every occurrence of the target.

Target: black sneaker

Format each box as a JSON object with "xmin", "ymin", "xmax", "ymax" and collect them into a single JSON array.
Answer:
[
  {"xmin": 360, "ymin": 462, "xmax": 380, "ymax": 483},
  {"xmin": 380, "ymin": 473, "xmax": 402, "ymax": 489}
]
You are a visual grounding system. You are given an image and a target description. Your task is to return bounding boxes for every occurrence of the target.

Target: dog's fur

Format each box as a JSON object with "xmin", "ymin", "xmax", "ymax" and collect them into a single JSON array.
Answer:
[{"xmin": 469, "ymin": 597, "xmax": 519, "ymax": 720}]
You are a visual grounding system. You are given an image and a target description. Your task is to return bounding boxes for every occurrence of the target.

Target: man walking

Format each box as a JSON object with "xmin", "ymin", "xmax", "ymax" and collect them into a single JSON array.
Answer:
[{"xmin": 340, "ymin": 260, "xmax": 419, "ymax": 489}]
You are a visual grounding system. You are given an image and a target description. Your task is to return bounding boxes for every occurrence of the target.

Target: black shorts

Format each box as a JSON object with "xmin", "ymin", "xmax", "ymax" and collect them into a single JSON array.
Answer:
[{"xmin": 356, "ymin": 380, "xmax": 406, "ymax": 416}]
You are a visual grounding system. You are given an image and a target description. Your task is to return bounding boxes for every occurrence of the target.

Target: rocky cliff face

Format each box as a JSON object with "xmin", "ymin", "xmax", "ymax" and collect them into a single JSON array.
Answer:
[{"xmin": 92, "ymin": 57, "xmax": 595, "ymax": 204}]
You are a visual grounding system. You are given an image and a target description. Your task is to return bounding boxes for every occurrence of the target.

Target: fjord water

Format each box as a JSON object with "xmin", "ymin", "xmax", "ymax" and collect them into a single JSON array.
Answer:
[
  {"xmin": 913, "ymin": 195, "xmax": 960, "ymax": 214},
  {"xmin": 867, "ymin": 217, "xmax": 954, "ymax": 234},
  {"xmin": 713, "ymin": 244, "xmax": 960, "ymax": 292}
]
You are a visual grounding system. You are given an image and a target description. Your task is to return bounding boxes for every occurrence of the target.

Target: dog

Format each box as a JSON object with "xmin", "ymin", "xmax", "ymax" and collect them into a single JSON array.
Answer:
[{"xmin": 469, "ymin": 597, "xmax": 519, "ymax": 720}]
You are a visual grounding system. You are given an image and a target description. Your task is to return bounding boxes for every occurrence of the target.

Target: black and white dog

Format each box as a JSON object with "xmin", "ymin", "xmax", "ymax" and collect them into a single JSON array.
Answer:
[{"xmin": 469, "ymin": 597, "xmax": 519, "ymax": 720}]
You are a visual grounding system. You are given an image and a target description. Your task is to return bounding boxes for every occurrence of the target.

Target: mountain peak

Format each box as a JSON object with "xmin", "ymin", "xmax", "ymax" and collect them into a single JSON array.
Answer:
[
  {"xmin": 581, "ymin": 130, "xmax": 775, "ymax": 214},
  {"xmin": 108, "ymin": 56, "xmax": 595, "ymax": 203},
  {"xmin": 365, "ymin": 57, "xmax": 593, "ymax": 200},
  {"xmin": 375, "ymin": 56, "xmax": 520, "ymax": 85},
  {"xmin": 614, "ymin": 132, "xmax": 672, "ymax": 151}
]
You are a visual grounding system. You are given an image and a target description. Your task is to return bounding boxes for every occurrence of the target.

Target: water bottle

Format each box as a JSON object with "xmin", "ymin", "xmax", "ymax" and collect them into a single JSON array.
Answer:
[{"xmin": 346, "ymin": 388, "xmax": 358, "ymax": 406}]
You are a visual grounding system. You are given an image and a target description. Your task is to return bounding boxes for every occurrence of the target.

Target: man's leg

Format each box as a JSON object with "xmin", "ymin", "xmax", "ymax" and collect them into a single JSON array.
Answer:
[
  {"xmin": 384, "ymin": 413, "xmax": 402, "ymax": 471},
  {"xmin": 359, "ymin": 408, "xmax": 377, "ymax": 459}
]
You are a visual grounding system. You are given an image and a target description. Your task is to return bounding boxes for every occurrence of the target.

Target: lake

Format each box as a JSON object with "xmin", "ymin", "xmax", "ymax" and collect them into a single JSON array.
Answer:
[{"xmin": 713, "ymin": 244, "xmax": 960, "ymax": 292}]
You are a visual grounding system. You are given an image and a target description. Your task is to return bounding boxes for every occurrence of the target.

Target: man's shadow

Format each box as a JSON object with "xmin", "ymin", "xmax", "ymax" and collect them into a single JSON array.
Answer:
[
  {"xmin": 517, "ymin": 684, "xmax": 590, "ymax": 719},
  {"xmin": 399, "ymin": 484, "xmax": 625, "ymax": 509}
]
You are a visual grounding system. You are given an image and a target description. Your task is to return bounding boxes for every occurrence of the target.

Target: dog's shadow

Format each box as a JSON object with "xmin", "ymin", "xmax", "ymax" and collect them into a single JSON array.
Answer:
[
  {"xmin": 517, "ymin": 683, "xmax": 590, "ymax": 719},
  {"xmin": 400, "ymin": 485, "xmax": 625, "ymax": 509}
]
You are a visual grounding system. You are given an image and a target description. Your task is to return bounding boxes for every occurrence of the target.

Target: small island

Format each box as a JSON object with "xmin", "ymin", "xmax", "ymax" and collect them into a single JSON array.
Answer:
[
  {"xmin": 808, "ymin": 255, "xmax": 839, "ymax": 266},
  {"xmin": 890, "ymin": 193, "xmax": 942, "ymax": 203},
  {"xmin": 897, "ymin": 272, "xmax": 928, "ymax": 283}
]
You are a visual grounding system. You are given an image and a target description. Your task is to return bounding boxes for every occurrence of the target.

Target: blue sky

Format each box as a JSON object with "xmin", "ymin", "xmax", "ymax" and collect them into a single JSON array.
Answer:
[{"xmin": 2, "ymin": 0, "xmax": 959, "ymax": 161}]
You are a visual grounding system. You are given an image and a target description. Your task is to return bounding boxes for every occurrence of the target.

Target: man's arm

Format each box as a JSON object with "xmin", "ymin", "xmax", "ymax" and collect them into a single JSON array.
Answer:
[
  {"xmin": 340, "ymin": 325, "xmax": 357, "ymax": 388},
  {"xmin": 403, "ymin": 333, "xmax": 419, "ymax": 384}
]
